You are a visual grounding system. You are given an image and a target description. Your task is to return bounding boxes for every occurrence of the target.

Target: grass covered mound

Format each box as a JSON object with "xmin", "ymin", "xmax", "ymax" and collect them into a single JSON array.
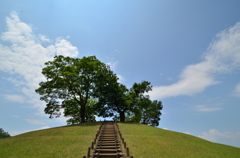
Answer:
[
  {"xmin": 0, "ymin": 122, "xmax": 239, "ymax": 158},
  {"xmin": 0, "ymin": 122, "xmax": 100, "ymax": 158},
  {"xmin": 119, "ymin": 123, "xmax": 240, "ymax": 158}
]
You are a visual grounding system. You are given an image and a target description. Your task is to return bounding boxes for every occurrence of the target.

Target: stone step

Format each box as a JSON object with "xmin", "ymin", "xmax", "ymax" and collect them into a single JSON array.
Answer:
[
  {"xmin": 97, "ymin": 144, "xmax": 120, "ymax": 146},
  {"xmin": 93, "ymin": 153, "xmax": 123, "ymax": 157},
  {"xmin": 95, "ymin": 149, "xmax": 121, "ymax": 152},
  {"xmin": 95, "ymin": 146, "xmax": 120, "ymax": 149}
]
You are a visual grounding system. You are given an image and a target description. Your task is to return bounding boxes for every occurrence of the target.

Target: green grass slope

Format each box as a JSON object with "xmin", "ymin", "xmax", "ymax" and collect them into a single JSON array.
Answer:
[
  {"xmin": 0, "ymin": 122, "xmax": 239, "ymax": 158},
  {"xmin": 119, "ymin": 123, "xmax": 240, "ymax": 158},
  {"xmin": 0, "ymin": 122, "xmax": 101, "ymax": 158}
]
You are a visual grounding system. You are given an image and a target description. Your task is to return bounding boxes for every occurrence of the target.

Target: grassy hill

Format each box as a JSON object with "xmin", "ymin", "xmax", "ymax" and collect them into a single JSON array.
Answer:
[{"xmin": 0, "ymin": 122, "xmax": 239, "ymax": 158}]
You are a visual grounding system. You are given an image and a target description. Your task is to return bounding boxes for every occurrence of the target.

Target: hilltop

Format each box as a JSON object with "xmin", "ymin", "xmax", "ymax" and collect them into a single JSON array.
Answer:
[{"xmin": 0, "ymin": 122, "xmax": 239, "ymax": 158}]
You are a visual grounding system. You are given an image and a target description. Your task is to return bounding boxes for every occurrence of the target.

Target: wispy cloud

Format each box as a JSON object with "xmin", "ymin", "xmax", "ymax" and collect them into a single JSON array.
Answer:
[
  {"xmin": 184, "ymin": 132, "xmax": 191, "ymax": 135},
  {"xmin": 10, "ymin": 126, "xmax": 50, "ymax": 136},
  {"xmin": 107, "ymin": 60, "xmax": 125, "ymax": 83},
  {"xmin": 4, "ymin": 94, "xmax": 25, "ymax": 103},
  {"xmin": 0, "ymin": 11, "xmax": 79, "ymax": 117},
  {"xmin": 195, "ymin": 105, "xmax": 222, "ymax": 112},
  {"xmin": 232, "ymin": 83, "xmax": 240, "ymax": 98},
  {"xmin": 25, "ymin": 119, "xmax": 46, "ymax": 125},
  {"xmin": 149, "ymin": 22, "xmax": 240, "ymax": 99},
  {"xmin": 107, "ymin": 60, "xmax": 118, "ymax": 70},
  {"xmin": 199, "ymin": 129, "xmax": 240, "ymax": 146}
]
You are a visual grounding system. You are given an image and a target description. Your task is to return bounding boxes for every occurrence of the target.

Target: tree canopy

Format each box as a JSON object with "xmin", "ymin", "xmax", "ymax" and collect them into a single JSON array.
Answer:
[
  {"xmin": 36, "ymin": 55, "xmax": 163, "ymax": 126},
  {"xmin": 96, "ymin": 80, "xmax": 163, "ymax": 125},
  {"xmin": 0, "ymin": 128, "xmax": 10, "ymax": 139},
  {"xmin": 35, "ymin": 55, "xmax": 118, "ymax": 123}
]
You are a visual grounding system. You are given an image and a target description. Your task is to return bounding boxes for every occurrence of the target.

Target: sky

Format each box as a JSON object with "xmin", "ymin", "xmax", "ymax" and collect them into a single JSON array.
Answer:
[{"xmin": 0, "ymin": 0, "xmax": 240, "ymax": 148}]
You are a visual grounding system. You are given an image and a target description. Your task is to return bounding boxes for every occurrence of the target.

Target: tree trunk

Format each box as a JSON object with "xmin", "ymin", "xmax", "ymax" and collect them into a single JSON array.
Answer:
[
  {"xmin": 119, "ymin": 111, "xmax": 125, "ymax": 122},
  {"xmin": 80, "ymin": 104, "xmax": 86, "ymax": 123}
]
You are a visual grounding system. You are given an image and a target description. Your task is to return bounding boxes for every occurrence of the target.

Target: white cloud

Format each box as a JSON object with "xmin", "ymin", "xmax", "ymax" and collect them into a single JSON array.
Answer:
[
  {"xmin": 0, "ymin": 11, "xmax": 79, "ymax": 119},
  {"xmin": 107, "ymin": 60, "xmax": 118, "ymax": 70},
  {"xmin": 25, "ymin": 119, "xmax": 46, "ymax": 125},
  {"xmin": 149, "ymin": 22, "xmax": 240, "ymax": 99},
  {"xmin": 55, "ymin": 37, "xmax": 79, "ymax": 57},
  {"xmin": 107, "ymin": 60, "xmax": 125, "ymax": 83},
  {"xmin": 117, "ymin": 74, "xmax": 125, "ymax": 83},
  {"xmin": 199, "ymin": 129, "xmax": 240, "ymax": 143},
  {"xmin": 4, "ymin": 77, "xmax": 25, "ymax": 86},
  {"xmin": 4, "ymin": 94, "xmax": 25, "ymax": 103},
  {"xmin": 39, "ymin": 34, "xmax": 50, "ymax": 42},
  {"xmin": 195, "ymin": 105, "xmax": 222, "ymax": 112},
  {"xmin": 232, "ymin": 83, "xmax": 240, "ymax": 97},
  {"xmin": 10, "ymin": 126, "xmax": 50, "ymax": 136},
  {"xmin": 1, "ymin": 11, "xmax": 33, "ymax": 44},
  {"xmin": 38, "ymin": 126, "xmax": 50, "ymax": 130},
  {"xmin": 10, "ymin": 129, "xmax": 31, "ymax": 136}
]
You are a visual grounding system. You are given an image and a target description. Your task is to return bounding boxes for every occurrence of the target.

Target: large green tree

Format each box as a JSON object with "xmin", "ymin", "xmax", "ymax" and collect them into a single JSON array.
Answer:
[{"xmin": 35, "ymin": 55, "xmax": 118, "ymax": 123}]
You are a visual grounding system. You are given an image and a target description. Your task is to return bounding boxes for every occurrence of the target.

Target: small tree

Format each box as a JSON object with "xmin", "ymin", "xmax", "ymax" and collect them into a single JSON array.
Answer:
[
  {"xmin": 95, "ymin": 80, "xmax": 163, "ymax": 125},
  {"xmin": 94, "ymin": 81, "xmax": 131, "ymax": 122},
  {"xmin": 0, "ymin": 128, "xmax": 10, "ymax": 139},
  {"xmin": 127, "ymin": 81, "xmax": 163, "ymax": 126},
  {"xmin": 136, "ymin": 98, "xmax": 163, "ymax": 126}
]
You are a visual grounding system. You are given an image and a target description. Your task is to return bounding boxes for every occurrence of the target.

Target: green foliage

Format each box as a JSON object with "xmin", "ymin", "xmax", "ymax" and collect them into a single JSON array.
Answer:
[
  {"xmin": 125, "ymin": 81, "xmax": 162, "ymax": 126},
  {"xmin": 35, "ymin": 55, "xmax": 117, "ymax": 123},
  {"xmin": 63, "ymin": 98, "xmax": 97, "ymax": 125},
  {"xmin": 95, "ymin": 82, "xmax": 129, "ymax": 121},
  {"xmin": 96, "ymin": 80, "xmax": 163, "ymax": 126},
  {"xmin": 36, "ymin": 55, "xmax": 162, "ymax": 125},
  {"xmin": 0, "ymin": 128, "xmax": 10, "ymax": 139},
  {"xmin": 134, "ymin": 98, "xmax": 163, "ymax": 126}
]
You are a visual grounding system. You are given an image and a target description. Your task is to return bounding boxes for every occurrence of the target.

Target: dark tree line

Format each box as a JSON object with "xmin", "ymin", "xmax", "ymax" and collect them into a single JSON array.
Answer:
[
  {"xmin": 0, "ymin": 128, "xmax": 10, "ymax": 139},
  {"xmin": 36, "ymin": 55, "xmax": 163, "ymax": 126}
]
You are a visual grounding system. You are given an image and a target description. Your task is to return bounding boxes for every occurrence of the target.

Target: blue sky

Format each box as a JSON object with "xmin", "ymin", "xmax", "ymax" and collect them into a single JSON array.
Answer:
[{"xmin": 0, "ymin": 0, "xmax": 240, "ymax": 148}]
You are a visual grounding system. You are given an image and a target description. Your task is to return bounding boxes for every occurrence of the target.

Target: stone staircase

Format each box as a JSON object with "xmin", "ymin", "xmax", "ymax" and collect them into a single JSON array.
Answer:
[{"xmin": 83, "ymin": 121, "xmax": 133, "ymax": 158}]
